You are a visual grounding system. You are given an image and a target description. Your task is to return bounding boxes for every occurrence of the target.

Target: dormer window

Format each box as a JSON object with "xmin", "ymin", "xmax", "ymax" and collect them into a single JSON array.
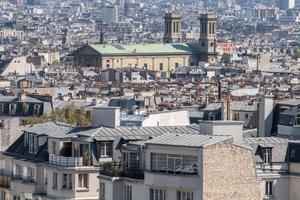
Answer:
[
  {"xmin": 263, "ymin": 148, "xmax": 272, "ymax": 165},
  {"xmin": 27, "ymin": 133, "xmax": 38, "ymax": 154},
  {"xmin": 9, "ymin": 103, "xmax": 17, "ymax": 115},
  {"xmin": 33, "ymin": 104, "xmax": 40, "ymax": 116},
  {"xmin": 0, "ymin": 103, "xmax": 4, "ymax": 113},
  {"xmin": 29, "ymin": 134, "xmax": 34, "ymax": 153},
  {"xmin": 99, "ymin": 142, "xmax": 112, "ymax": 158}
]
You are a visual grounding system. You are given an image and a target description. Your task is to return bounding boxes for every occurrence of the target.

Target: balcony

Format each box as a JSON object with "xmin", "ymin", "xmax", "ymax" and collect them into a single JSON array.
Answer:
[
  {"xmin": 49, "ymin": 154, "xmax": 93, "ymax": 167},
  {"xmin": 144, "ymin": 171, "xmax": 201, "ymax": 189},
  {"xmin": 99, "ymin": 162, "xmax": 144, "ymax": 180},
  {"xmin": 11, "ymin": 175, "xmax": 35, "ymax": 185},
  {"xmin": 0, "ymin": 174, "xmax": 10, "ymax": 188}
]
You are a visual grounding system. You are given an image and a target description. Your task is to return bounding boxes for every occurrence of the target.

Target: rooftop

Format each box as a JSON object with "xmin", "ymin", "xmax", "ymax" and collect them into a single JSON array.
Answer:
[
  {"xmin": 87, "ymin": 43, "xmax": 196, "ymax": 55},
  {"xmin": 145, "ymin": 133, "xmax": 232, "ymax": 148}
]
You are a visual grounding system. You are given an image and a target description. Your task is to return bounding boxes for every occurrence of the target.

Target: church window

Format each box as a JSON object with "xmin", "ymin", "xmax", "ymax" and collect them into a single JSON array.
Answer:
[{"xmin": 159, "ymin": 63, "xmax": 163, "ymax": 71}]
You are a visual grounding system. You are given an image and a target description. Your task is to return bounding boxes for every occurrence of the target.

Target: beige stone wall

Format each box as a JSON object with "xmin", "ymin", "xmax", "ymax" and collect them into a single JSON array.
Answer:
[
  {"xmin": 102, "ymin": 55, "xmax": 197, "ymax": 72},
  {"xmin": 203, "ymin": 139, "xmax": 260, "ymax": 200}
]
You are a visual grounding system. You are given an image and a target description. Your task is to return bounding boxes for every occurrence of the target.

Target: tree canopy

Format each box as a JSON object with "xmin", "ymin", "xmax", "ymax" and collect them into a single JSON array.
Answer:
[{"xmin": 26, "ymin": 104, "xmax": 92, "ymax": 127}]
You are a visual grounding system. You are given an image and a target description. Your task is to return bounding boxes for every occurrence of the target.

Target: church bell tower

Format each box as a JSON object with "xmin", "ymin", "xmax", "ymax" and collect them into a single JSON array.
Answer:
[
  {"xmin": 163, "ymin": 12, "xmax": 182, "ymax": 43},
  {"xmin": 198, "ymin": 13, "xmax": 218, "ymax": 63}
]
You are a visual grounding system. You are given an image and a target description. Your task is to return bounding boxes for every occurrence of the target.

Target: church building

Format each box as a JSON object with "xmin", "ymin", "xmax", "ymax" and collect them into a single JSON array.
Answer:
[{"xmin": 72, "ymin": 13, "xmax": 218, "ymax": 75}]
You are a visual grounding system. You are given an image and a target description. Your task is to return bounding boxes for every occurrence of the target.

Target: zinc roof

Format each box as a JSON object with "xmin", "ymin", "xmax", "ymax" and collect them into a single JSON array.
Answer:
[
  {"xmin": 145, "ymin": 133, "xmax": 232, "ymax": 148},
  {"xmin": 88, "ymin": 43, "xmax": 196, "ymax": 55},
  {"xmin": 24, "ymin": 121, "xmax": 200, "ymax": 141}
]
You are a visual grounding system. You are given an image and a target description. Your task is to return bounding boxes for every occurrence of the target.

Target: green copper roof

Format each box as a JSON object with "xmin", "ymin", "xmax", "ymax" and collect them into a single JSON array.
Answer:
[{"xmin": 88, "ymin": 43, "xmax": 196, "ymax": 55}]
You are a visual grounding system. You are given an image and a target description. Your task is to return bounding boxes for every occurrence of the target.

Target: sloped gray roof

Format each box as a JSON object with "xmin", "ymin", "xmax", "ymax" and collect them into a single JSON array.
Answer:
[
  {"xmin": 145, "ymin": 133, "xmax": 232, "ymax": 148},
  {"xmin": 231, "ymin": 101, "xmax": 258, "ymax": 112},
  {"xmin": 25, "ymin": 121, "xmax": 75, "ymax": 137},
  {"xmin": 243, "ymin": 137, "xmax": 289, "ymax": 163},
  {"xmin": 0, "ymin": 95, "xmax": 43, "ymax": 103},
  {"xmin": 87, "ymin": 125, "xmax": 199, "ymax": 141},
  {"xmin": 24, "ymin": 121, "xmax": 200, "ymax": 141}
]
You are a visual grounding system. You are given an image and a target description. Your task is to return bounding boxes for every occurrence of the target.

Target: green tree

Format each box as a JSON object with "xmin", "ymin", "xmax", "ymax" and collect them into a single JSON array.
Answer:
[
  {"xmin": 295, "ymin": 49, "xmax": 300, "ymax": 59},
  {"xmin": 26, "ymin": 104, "xmax": 92, "ymax": 126}
]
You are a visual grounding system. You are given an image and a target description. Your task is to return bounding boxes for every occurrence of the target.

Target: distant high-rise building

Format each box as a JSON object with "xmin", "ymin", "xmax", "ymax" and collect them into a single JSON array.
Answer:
[
  {"xmin": 124, "ymin": 0, "xmax": 131, "ymax": 16},
  {"xmin": 277, "ymin": 0, "xmax": 295, "ymax": 9},
  {"xmin": 101, "ymin": 5, "xmax": 119, "ymax": 24},
  {"xmin": 163, "ymin": 12, "xmax": 182, "ymax": 43}
]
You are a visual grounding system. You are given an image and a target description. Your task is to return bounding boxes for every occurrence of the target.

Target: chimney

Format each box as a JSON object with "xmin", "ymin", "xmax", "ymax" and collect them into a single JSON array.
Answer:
[
  {"xmin": 18, "ymin": 91, "xmax": 26, "ymax": 101},
  {"xmin": 92, "ymin": 106, "xmax": 121, "ymax": 128},
  {"xmin": 258, "ymin": 95, "xmax": 274, "ymax": 137}
]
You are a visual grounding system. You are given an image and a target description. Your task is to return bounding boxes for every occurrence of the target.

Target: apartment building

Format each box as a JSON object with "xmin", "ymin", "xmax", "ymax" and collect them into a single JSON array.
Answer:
[
  {"xmin": 0, "ymin": 121, "xmax": 99, "ymax": 200},
  {"xmin": 0, "ymin": 120, "xmax": 199, "ymax": 200},
  {"xmin": 98, "ymin": 133, "xmax": 260, "ymax": 200}
]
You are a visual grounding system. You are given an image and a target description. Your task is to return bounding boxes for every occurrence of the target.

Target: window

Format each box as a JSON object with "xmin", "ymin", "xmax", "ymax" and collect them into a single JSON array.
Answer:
[
  {"xmin": 233, "ymin": 113, "xmax": 239, "ymax": 120},
  {"xmin": 177, "ymin": 191, "xmax": 194, "ymax": 200},
  {"xmin": 144, "ymin": 63, "xmax": 148, "ymax": 69},
  {"xmin": 79, "ymin": 144, "xmax": 89, "ymax": 157},
  {"xmin": 78, "ymin": 174, "xmax": 88, "ymax": 188},
  {"xmin": 151, "ymin": 153, "xmax": 198, "ymax": 175},
  {"xmin": 44, "ymin": 168, "xmax": 47, "ymax": 185},
  {"xmin": 13, "ymin": 196, "xmax": 20, "ymax": 200},
  {"xmin": 9, "ymin": 103, "xmax": 16, "ymax": 115},
  {"xmin": 27, "ymin": 167, "xmax": 34, "ymax": 182},
  {"xmin": 15, "ymin": 164, "xmax": 23, "ymax": 179},
  {"xmin": 278, "ymin": 114, "xmax": 294, "ymax": 126},
  {"xmin": 0, "ymin": 119, "xmax": 4, "ymax": 129},
  {"xmin": 208, "ymin": 115, "xmax": 215, "ymax": 120},
  {"xmin": 52, "ymin": 172, "xmax": 57, "ymax": 189},
  {"xmin": 33, "ymin": 104, "xmax": 40, "ymax": 116},
  {"xmin": 150, "ymin": 188, "xmax": 166, "ymax": 200},
  {"xmin": 123, "ymin": 185, "xmax": 132, "ymax": 200},
  {"xmin": 51, "ymin": 141, "xmax": 56, "ymax": 154},
  {"xmin": 106, "ymin": 64, "xmax": 110, "ymax": 68},
  {"xmin": 175, "ymin": 63, "xmax": 179, "ymax": 68},
  {"xmin": 62, "ymin": 174, "xmax": 67, "ymax": 189},
  {"xmin": 22, "ymin": 103, "xmax": 29, "ymax": 115},
  {"xmin": 159, "ymin": 63, "xmax": 163, "ymax": 71},
  {"xmin": 99, "ymin": 142, "xmax": 112, "ymax": 158},
  {"xmin": 29, "ymin": 134, "xmax": 34, "ymax": 153},
  {"xmin": 62, "ymin": 174, "xmax": 72, "ymax": 189},
  {"xmin": 245, "ymin": 113, "xmax": 249, "ymax": 119},
  {"xmin": 100, "ymin": 182, "xmax": 105, "ymax": 200},
  {"xmin": 263, "ymin": 148, "xmax": 272, "ymax": 164},
  {"xmin": 265, "ymin": 181, "xmax": 273, "ymax": 196},
  {"xmin": 0, "ymin": 103, "xmax": 4, "ymax": 113},
  {"xmin": 0, "ymin": 191, "xmax": 6, "ymax": 200}
]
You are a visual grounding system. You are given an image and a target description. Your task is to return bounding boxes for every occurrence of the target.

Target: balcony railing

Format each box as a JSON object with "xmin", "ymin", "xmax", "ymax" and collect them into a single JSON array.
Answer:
[
  {"xmin": 49, "ymin": 154, "xmax": 93, "ymax": 167},
  {"xmin": 99, "ymin": 162, "xmax": 144, "ymax": 180},
  {"xmin": 0, "ymin": 174, "xmax": 10, "ymax": 188}
]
